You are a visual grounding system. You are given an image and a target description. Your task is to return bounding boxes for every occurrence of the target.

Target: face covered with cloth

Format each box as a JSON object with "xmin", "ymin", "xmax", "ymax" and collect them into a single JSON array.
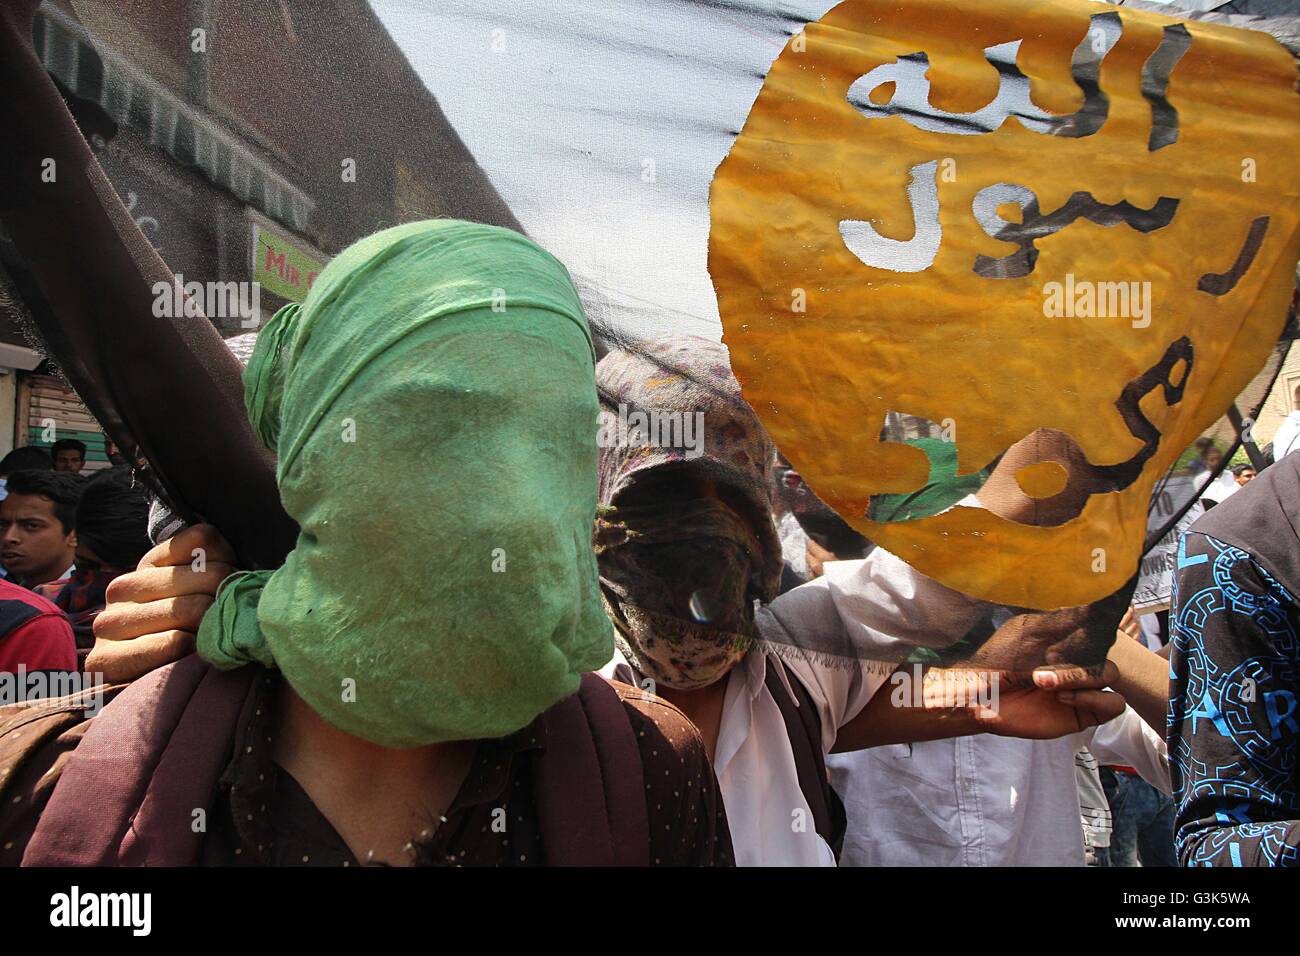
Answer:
[
  {"xmin": 594, "ymin": 337, "xmax": 783, "ymax": 690},
  {"xmin": 196, "ymin": 220, "xmax": 614, "ymax": 748}
]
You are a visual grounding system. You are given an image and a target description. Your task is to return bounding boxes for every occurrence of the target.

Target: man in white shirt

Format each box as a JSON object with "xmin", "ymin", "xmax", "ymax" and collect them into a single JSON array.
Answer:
[
  {"xmin": 828, "ymin": 693, "xmax": 1168, "ymax": 866},
  {"xmin": 821, "ymin": 560, "xmax": 1170, "ymax": 867}
]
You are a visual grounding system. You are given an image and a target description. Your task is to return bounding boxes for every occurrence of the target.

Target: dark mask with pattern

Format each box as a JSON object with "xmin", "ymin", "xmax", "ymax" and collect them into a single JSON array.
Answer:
[{"xmin": 595, "ymin": 497, "xmax": 766, "ymax": 689}]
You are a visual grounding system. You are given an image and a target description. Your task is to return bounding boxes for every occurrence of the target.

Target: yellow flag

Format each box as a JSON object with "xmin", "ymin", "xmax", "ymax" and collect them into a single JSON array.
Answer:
[{"xmin": 711, "ymin": 0, "xmax": 1300, "ymax": 609}]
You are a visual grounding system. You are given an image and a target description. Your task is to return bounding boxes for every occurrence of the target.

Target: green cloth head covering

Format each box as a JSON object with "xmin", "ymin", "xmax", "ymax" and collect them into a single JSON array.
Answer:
[{"xmin": 198, "ymin": 220, "xmax": 614, "ymax": 748}]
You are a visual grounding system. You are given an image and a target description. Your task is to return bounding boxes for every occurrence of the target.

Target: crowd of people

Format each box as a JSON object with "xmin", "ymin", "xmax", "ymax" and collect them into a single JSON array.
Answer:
[
  {"xmin": 0, "ymin": 444, "xmax": 151, "ymax": 675},
  {"xmin": 0, "ymin": 217, "xmax": 1290, "ymax": 867},
  {"xmin": 0, "ymin": 0, "xmax": 1293, "ymax": 871}
]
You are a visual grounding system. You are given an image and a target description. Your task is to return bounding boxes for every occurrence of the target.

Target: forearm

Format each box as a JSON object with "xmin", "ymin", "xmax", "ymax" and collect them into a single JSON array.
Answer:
[
  {"xmin": 1105, "ymin": 632, "xmax": 1169, "ymax": 734},
  {"xmin": 1179, "ymin": 815, "xmax": 1300, "ymax": 867},
  {"xmin": 832, "ymin": 670, "xmax": 986, "ymax": 752}
]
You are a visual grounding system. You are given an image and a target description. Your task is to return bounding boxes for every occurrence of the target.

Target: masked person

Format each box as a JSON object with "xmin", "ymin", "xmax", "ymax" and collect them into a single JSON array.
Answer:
[
  {"xmin": 0, "ymin": 222, "xmax": 731, "ymax": 867},
  {"xmin": 72, "ymin": 329, "xmax": 1146, "ymax": 867},
  {"xmin": 591, "ymin": 337, "xmax": 1139, "ymax": 866}
]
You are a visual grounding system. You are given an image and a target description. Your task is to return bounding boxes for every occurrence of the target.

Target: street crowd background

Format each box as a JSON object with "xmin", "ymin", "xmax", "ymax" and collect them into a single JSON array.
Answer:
[{"xmin": 0, "ymin": 0, "xmax": 1295, "ymax": 869}]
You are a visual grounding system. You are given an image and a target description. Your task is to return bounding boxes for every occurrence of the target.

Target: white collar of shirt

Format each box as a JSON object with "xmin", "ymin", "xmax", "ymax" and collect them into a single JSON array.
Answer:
[{"xmin": 603, "ymin": 646, "xmax": 838, "ymax": 866}]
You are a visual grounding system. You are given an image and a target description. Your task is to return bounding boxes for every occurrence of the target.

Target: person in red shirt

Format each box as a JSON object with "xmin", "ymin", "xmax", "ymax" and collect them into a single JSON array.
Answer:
[{"xmin": 0, "ymin": 577, "xmax": 76, "ymax": 674}]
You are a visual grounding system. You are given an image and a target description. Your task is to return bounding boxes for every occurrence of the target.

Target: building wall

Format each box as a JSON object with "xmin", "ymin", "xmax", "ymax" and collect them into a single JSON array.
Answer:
[
  {"xmin": 0, "ymin": 372, "xmax": 16, "ymax": 458},
  {"xmin": 1256, "ymin": 343, "xmax": 1300, "ymax": 446},
  {"xmin": 5, "ymin": 0, "xmax": 516, "ymax": 485}
]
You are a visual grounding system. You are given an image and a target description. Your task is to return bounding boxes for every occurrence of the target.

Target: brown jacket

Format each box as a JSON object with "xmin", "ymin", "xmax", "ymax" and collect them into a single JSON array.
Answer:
[{"xmin": 0, "ymin": 658, "xmax": 733, "ymax": 866}]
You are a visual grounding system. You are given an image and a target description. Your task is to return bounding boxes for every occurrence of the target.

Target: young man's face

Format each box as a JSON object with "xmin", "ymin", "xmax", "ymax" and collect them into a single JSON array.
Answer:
[
  {"xmin": 53, "ymin": 450, "xmax": 84, "ymax": 472},
  {"xmin": 1236, "ymin": 468, "xmax": 1256, "ymax": 487},
  {"xmin": 0, "ymin": 493, "xmax": 76, "ymax": 584}
]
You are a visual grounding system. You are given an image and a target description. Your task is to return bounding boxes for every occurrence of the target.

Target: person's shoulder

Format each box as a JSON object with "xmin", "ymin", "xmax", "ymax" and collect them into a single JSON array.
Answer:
[
  {"xmin": 0, "ymin": 681, "xmax": 110, "ymax": 740},
  {"xmin": 0, "ymin": 688, "xmax": 105, "ymax": 784},
  {"xmin": 0, "ymin": 686, "xmax": 111, "ymax": 866},
  {"xmin": 602, "ymin": 678, "xmax": 734, "ymax": 865},
  {"xmin": 0, "ymin": 578, "xmax": 61, "ymax": 623},
  {"xmin": 608, "ymin": 679, "xmax": 709, "ymax": 757},
  {"xmin": 1194, "ymin": 454, "xmax": 1296, "ymax": 536},
  {"xmin": 0, "ymin": 581, "xmax": 71, "ymax": 671},
  {"xmin": 0, "ymin": 582, "xmax": 75, "ymax": 671},
  {"xmin": 1179, "ymin": 528, "xmax": 1275, "ymax": 588}
]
